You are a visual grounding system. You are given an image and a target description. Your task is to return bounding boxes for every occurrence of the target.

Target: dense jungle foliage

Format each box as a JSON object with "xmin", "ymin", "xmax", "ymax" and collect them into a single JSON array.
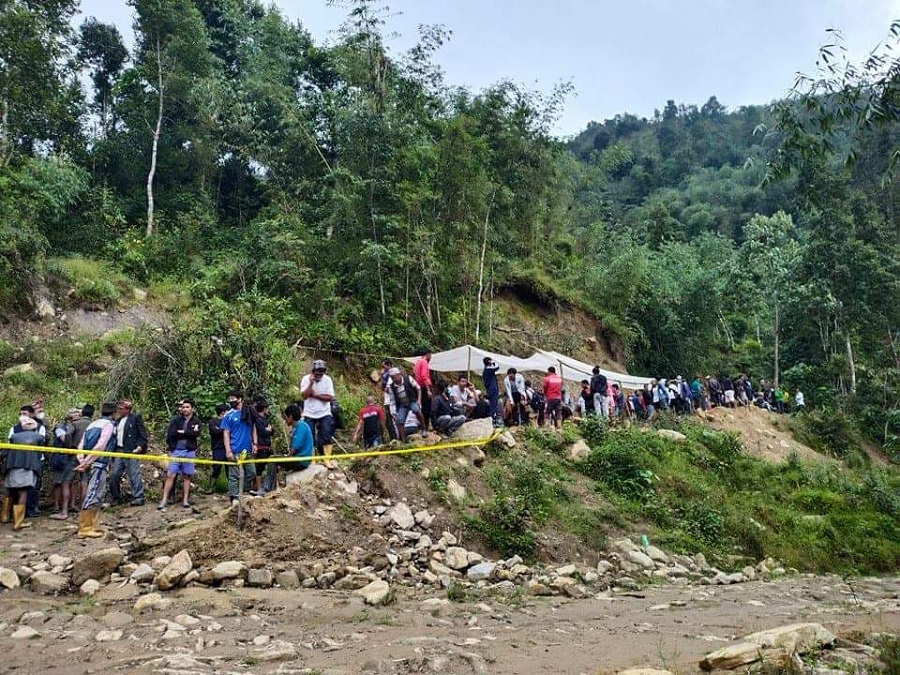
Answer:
[{"xmin": 0, "ymin": 1, "xmax": 898, "ymax": 454}]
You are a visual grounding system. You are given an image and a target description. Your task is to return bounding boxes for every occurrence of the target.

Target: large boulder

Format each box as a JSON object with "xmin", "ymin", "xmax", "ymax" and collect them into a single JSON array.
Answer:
[
  {"xmin": 155, "ymin": 549, "xmax": 192, "ymax": 591},
  {"xmin": 444, "ymin": 547, "xmax": 470, "ymax": 571},
  {"xmin": 0, "ymin": 567, "xmax": 21, "ymax": 589},
  {"xmin": 387, "ymin": 502, "xmax": 415, "ymax": 530},
  {"xmin": 626, "ymin": 550, "xmax": 656, "ymax": 570},
  {"xmin": 72, "ymin": 547, "xmax": 125, "ymax": 586},
  {"xmin": 657, "ymin": 429, "xmax": 687, "ymax": 442},
  {"xmin": 453, "ymin": 418, "xmax": 495, "ymax": 442},
  {"xmin": 566, "ymin": 439, "xmax": 591, "ymax": 461},
  {"xmin": 744, "ymin": 623, "xmax": 835, "ymax": 653},
  {"xmin": 211, "ymin": 560, "xmax": 247, "ymax": 581},
  {"xmin": 285, "ymin": 463, "xmax": 328, "ymax": 485}
]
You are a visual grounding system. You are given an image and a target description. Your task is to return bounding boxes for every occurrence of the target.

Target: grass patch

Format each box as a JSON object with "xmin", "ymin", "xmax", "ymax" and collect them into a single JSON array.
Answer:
[{"xmin": 49, "ymin": 255, "xmax": 131, "ymax": 306}]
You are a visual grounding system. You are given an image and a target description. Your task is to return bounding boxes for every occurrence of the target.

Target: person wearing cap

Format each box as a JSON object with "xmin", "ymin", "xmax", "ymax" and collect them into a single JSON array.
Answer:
[
  {"xmin": 158, "ymin": 398, "xmax": 201, "ymax": 511},
  {"xmin": 49, "ymin": 408, "xmax": 81, "ymax": 520},
  {"xmin": 3, "ymin": 415, "xmax": 44, "ymax": 530},
  {"xmin": 7, "ymin": 404, "xmax": 48, "ymax": 519},
  {"xmin": 74, "ymin": 402, "xmax": 118, "ymax": 538},
  {"xmin": 108, "ymin": 399, "xmax": 148, "ymax": 506},
  {"xmin": 222, "ymin": 390, "xmax": 255, "ymax": 505},
  {"xmin": 386, "ymin": 366, "xmax": 426, "ymax": 441},
  {"xmin": 300, "ymin": 360, "xmax": 336, "ymax": 457}
]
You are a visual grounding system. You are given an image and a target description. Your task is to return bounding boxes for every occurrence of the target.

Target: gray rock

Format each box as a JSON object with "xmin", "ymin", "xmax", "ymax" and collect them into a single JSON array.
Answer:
[
  {"xmin": 333, "ymin": 574, "xmax": 372, "ymax": 591},
  {"xmin": 0, "ymin": 567, "xmax": 20, "ymax": 589},
  {"xmin": 657, "ymin": 429, "xmax": 687, "ymax": 442},
  {"xmin": 29, "ymin": 571, "xmax": 68, "ymax": 595},
  {"xmin": 247, "ymin": 568, "xmax": 273, "ymax": 587},
  {"xmin": 626, "ymin": 550, "xmax": 656, "ymax": 570},
  {"xmin": 526, "ymin": 580, "xmax": 553, "ymax": 596},
  {"xmin": 467, "ymin": 562, "xmax": 496, "ymax": 581},
  {"xmin": 285, "ymin": 463, "xmax": 328, "ymax": 485},
  {"xmin": 71, "ymin": 547, "xmax": 125, "ymax": 586},
  {"xmin": 645, "ymin": 546, "xmax": 669, "ymax": 564},
  {"xmin": 497, "ymin": 431, "xmax": 517, "ymax": 448},
  {"xmin": 10, "ymin": 626, "xmax": 40, "ymax": 640},
  {"xmin": 3, "ymin": 363, "xmax": 33, "ymax": 377},
  {"xmin": 444, "ymin": 547, "xmax": 470, "ymax": 571},
  {"xmin": 47, "ymin": 555, "xmax": 73, "ymax": 568},
  {"xmin": 79, "ymin": 579, "xmax": 101, "ymax": 596},
  {"xmin": 454, "ymin": 418, "xmax": 494, "ymax": 441},
  {"xmin": 275, "ymin": 570, "xmax": 299, "ymax": 588},
  {"xmin": 133, "ymin": 593, "xmax": 172, "ymax": 612},
  {"xmin": 212, "ymin": 560, "xmax": 247, "ymax": 581},
  {"xmin": 254, "ymin": 640, "xmax": 298, "ymax": 663},
  {"xmin": 387, "ymin": 502, "xmax": 415, "ymax": 530},
  {"xmin": 447, "ymin": 479, "xmax": 466, "ymax": 502},
  {"xmin": 414, "ymin": 509, "xmax": 435, "ymax": 528},
  {"xmin": 555, "ymin": 564, "xmax": 577, "ymax": 576},
  {"xmin": 356, "ymin": 580, "xmax": 391, "ymax": 605},
  {"xmin": 566, "ymin": 439, "xmax": 591, "ymax": 461},
  {"xmin": 155, "ymin": 549, "xmax": 192, "ymax": 591},
  {"xmin": 130, "ymin": 563, "xmax": 155, "ymax": 583},
  {"xmin": 95, "ymin": 629, "xmax": 123, "ymax": 642}
]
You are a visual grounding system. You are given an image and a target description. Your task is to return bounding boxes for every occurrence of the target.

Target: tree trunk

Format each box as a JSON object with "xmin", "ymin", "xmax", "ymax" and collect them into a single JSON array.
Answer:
[
  {"xmin": 773, "ymin": 301, "xmax": 780, "ymax": 388},
  {"xmin": 474, "ymin": 189, "xmax": 496, "ymax": 343},
  {"xmin": 146, "ymin": 37, "xmax": 165, "ymax": 238},
  {"xmin": 0, "ymin": 97, "xmax": 9, "ymax": 167},
  {"xmin": 845, "ymin": 333, "xmax": 857, "ymax": 394}
]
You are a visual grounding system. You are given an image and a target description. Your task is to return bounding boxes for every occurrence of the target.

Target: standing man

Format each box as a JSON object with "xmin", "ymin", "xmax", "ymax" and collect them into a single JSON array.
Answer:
[
  {"xmin": 74, "ymin": 402, "xmax": 118, "ymax": 538},
  {"xmin": 49, "ymin": 408, "xmax": 81, "ymax": 520},
  {"xmin": 504, "ymin": 368, "xmax": 527, "ymax": 426},
  {"xmin": 379, "ymin": 359, "xmax": 397, "ymax": 440},
  {"xmin": 222, "ymin": 390, "xmax": 255, "ymax": 505},
  {"xmin": 108, "ymin": 399, "xmax": 148, "ymax": 506},
  {"xmin": 542, "ymin": 366, "xmax": 563, "ymax": 429},
  {"xmin": 300, "ymin": 360, "xmax": 336, "ymax": 457},
  {"xmin": 412, "ymin": 349, "xmax": 433, "ymax": 432},
  {"xmin": 482, "ymin": 357, "xmax": 501, "ymax": 426},
  {"xmin": 206, "ymin": 404, "xmax": 227, "ymax": 493},
  {"xmin": 158, "ymin": 399, "xmax": 201, "ymax": 511},
  {"xmin": 590, "ymin": 367, "xmax": 608, "ymax": 420},
  {"xmin": 70, "ymin": 404, "xmax": 94, "ymax": 512},
  {"xmin": 4, "ymin": 415, "xmax": 44, "ymax": 530}
]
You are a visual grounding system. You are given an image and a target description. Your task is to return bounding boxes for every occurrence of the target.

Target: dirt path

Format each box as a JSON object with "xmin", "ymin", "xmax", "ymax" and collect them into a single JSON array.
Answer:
[{"xmin": 0, "ymin": 569, "xmax": 896, "ymax": 674}]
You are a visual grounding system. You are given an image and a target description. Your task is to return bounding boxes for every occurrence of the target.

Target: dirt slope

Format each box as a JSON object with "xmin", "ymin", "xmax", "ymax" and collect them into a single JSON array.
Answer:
[{"xmin": 700, "ymin": 405, "xmax": 823, "ymax": 462}]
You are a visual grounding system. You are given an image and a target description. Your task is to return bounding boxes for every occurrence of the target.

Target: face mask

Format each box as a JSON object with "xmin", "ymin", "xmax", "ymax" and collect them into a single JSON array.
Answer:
[{"xmin": 229, "ymin": 400, "xmax": 239, "ymax": 409}]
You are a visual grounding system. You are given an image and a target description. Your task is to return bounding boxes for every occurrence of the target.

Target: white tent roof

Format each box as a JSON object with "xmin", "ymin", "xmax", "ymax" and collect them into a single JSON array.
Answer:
[{"xmin": 403, "ymin": 345, "xmax": 652, "ymax": 390}]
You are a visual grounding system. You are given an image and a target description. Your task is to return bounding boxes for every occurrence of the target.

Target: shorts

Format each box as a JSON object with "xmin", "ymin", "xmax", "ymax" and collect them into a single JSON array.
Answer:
[
  {"xmin": 724, "ymin": 390, "xmax": 735, "ymax": 404},
  {"xmin": 256, "ymin": 445, "xmax": 272, "ymax": 459},
  {"xmin": 52, "ymin": 463, "xmax": 76, "ymax": 485},
  {"xmin": 167, "ymin": 450, "xmax": 197, "ymax": 477},
  {"xmin": 546, "ymin": 399, "xmax": 562, "ymax": 418}
]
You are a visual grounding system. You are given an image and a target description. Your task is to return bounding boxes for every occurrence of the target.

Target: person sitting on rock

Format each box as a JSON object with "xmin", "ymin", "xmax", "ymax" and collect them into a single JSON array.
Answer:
[
  {"xmin": 449, "ymin": 375, "xmax": 479, "ymax": 418},
  {"xmin": 431, "ymin": 381, "xmax": 467, "ymax": 437},
  {"xmin": 262, "ymin": 403, "xmax": 314, "ymax": 493},
  {"xmin": 158, "ymin": 399, "xmax": 201, "ymax": 511}
]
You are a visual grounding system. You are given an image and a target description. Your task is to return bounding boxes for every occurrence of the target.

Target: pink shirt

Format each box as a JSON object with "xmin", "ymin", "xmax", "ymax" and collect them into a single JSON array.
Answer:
[{"xmin": 413, "ymin": 358, "xmax": 432, "ymax": 388}]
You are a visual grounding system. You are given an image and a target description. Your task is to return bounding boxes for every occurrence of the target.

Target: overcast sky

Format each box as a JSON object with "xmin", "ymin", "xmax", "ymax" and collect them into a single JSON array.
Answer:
[{"xmin": 77, "ymin": 0, "xmax": 898, "ymax": 136}]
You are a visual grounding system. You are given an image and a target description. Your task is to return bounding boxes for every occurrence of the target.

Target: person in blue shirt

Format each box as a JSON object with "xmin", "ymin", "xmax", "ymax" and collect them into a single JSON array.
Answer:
[
  {"xmin": 221, "ymin": 390, "xmax": 255, "ymax": 505},
  {"xmin": 260, "ymin": 403, "xmax": 313, "ymax": 495}
]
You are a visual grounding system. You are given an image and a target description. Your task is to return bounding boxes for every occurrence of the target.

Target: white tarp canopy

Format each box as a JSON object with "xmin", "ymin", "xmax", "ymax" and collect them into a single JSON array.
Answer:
[{"xmin": 403, "ymin": 345, "xmax": 652, "ymax": 390}]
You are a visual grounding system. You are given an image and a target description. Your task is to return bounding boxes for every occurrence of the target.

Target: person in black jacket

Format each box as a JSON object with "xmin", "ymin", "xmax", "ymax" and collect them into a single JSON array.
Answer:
[
  {"xmin": 4, "ymin": 415, "xmax": 44, "ymax": 530},
  {"xmin": 206, "ymin": 404, "xmax": 227, "ymax": 493},
  {"xmin": 431, "ymin": 381, "xmax": 467, "ymax": 436},
  {"xmin": 157, "ymin": 399, "xmax": 201, "ymax": 511},
  {"xmin": 109, "ymin": 400, "xmax": 149, "ymax": 506}
]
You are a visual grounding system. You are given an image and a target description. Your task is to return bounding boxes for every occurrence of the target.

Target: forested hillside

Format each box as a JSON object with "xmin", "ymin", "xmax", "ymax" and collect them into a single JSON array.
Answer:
[{"xmin": 1, "ymin": 1, "xmax": 898, "ymax": 454}]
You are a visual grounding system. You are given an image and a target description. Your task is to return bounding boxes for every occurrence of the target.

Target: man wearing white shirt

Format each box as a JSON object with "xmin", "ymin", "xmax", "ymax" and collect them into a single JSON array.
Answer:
[{"xmin": 300, "ymin": 359, "xmax": 336, "ymax": 457}]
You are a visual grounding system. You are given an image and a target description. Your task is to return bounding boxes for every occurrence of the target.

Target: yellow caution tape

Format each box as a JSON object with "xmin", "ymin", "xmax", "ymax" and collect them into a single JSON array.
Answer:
[{"xmin": 0, "ymin": 429, "xmax": 502, "ymax": 467}]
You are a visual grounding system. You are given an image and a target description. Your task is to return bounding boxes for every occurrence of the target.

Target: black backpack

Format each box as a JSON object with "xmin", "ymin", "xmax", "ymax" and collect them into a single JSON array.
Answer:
[{"xmin": 529, "ymin": 390, "xmax": 545, "ymax": 412}]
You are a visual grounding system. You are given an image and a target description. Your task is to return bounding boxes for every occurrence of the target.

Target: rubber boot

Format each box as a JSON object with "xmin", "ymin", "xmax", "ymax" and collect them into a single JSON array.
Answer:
[
  {"xmin": 76, "ymin": 509, "xmax": 102, "ymax": 538},
  {"xmin": 0, "ymin": 496, "xmax": 10, "ymax": 524},
  {"xmin": 323, "ymin": 444, "xmax": 333, "ymax": 457},
  {"xmin": 89, "ymin": 508, "xmax": 105, "ymax": 537},
  {"xmin": 12, "ymin": 505, "xmax": 31, "ymax": 531}
]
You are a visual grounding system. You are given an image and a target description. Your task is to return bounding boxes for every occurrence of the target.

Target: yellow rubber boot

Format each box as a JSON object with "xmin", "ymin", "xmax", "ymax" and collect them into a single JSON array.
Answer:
[
  {"xmin": 0, "ymin": 496, "xmax": 10, "ymax": 524},
  {"xmin": 12, "ymin": 505, "xmax": 31, "ymax": 531},
  {"xmin": 76, "ymin": 510, "xmax": 102, "ymax": 538},
  {"xmin": 89, "ymin": 508, "xmax": 105, "ymax": 537},
  {"xmin": 323, "ymin": 444, "xmax": 333, "ymax": 457}
]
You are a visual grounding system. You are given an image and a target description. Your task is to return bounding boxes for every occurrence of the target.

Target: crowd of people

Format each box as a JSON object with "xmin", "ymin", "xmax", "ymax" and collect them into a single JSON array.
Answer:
[{"xmin": 1, "ymin": 353, "xmax": 803, "ymax": 538}]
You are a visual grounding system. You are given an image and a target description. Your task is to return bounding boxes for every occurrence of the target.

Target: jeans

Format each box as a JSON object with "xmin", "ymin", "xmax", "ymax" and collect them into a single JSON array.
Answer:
[
  {"xmin": 434, "ymin": 414, "xmax": 467, "ymax": 435},
  {"xmin": 261, "ymin": 464, "xmax": 277, "ymax": 494},
  {"xmin": 109, "ymin": 457, "xmax": 144, "ymax": 502},
  {"xmin": 593, "ymin": 393, "xmax": 608, "ymax": 418},
  {"xmin": 82, "ymin": 466, "xmax": 108, "ymax": 510},
  {"xmin": 303, "ymin": 415, "xmax": 334, "ymax": 451},
  {"xmin": 487, "ymin": 390, "xmax": 500, "ymax": 419},
  {"xmin": 228, "ymin": 462, "xmax": 257, "ymax": 499}
]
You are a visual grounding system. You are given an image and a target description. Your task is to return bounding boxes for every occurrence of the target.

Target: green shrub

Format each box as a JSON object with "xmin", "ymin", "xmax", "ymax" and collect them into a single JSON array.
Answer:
[
  {"xmin": 578, "ymin": 429, "xmax": 657, "ymax": 498},
  {"xmin": 50, "ymin": 256, "xmax": 130, "ymax": 306},
  {"xmin": 467, "ymin": 496, "xmax": 536, "ymax": 559},
  {"xmin": 579, "ymin": 414, "xmax": 608, "ymax": 448}
]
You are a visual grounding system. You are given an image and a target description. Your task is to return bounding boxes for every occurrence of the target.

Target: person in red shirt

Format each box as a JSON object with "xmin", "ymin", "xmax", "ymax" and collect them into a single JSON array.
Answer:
[
  {"xmin": 352, "ymin": 396, "xmax": 387, "ymax": 449},
  {"xmin": 412, "ymin": 349, "xmax": 433, "ymax": 431},
  {"xmin": 542, "ymin": 366, "xmax": 564, "ymax": 429}
]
